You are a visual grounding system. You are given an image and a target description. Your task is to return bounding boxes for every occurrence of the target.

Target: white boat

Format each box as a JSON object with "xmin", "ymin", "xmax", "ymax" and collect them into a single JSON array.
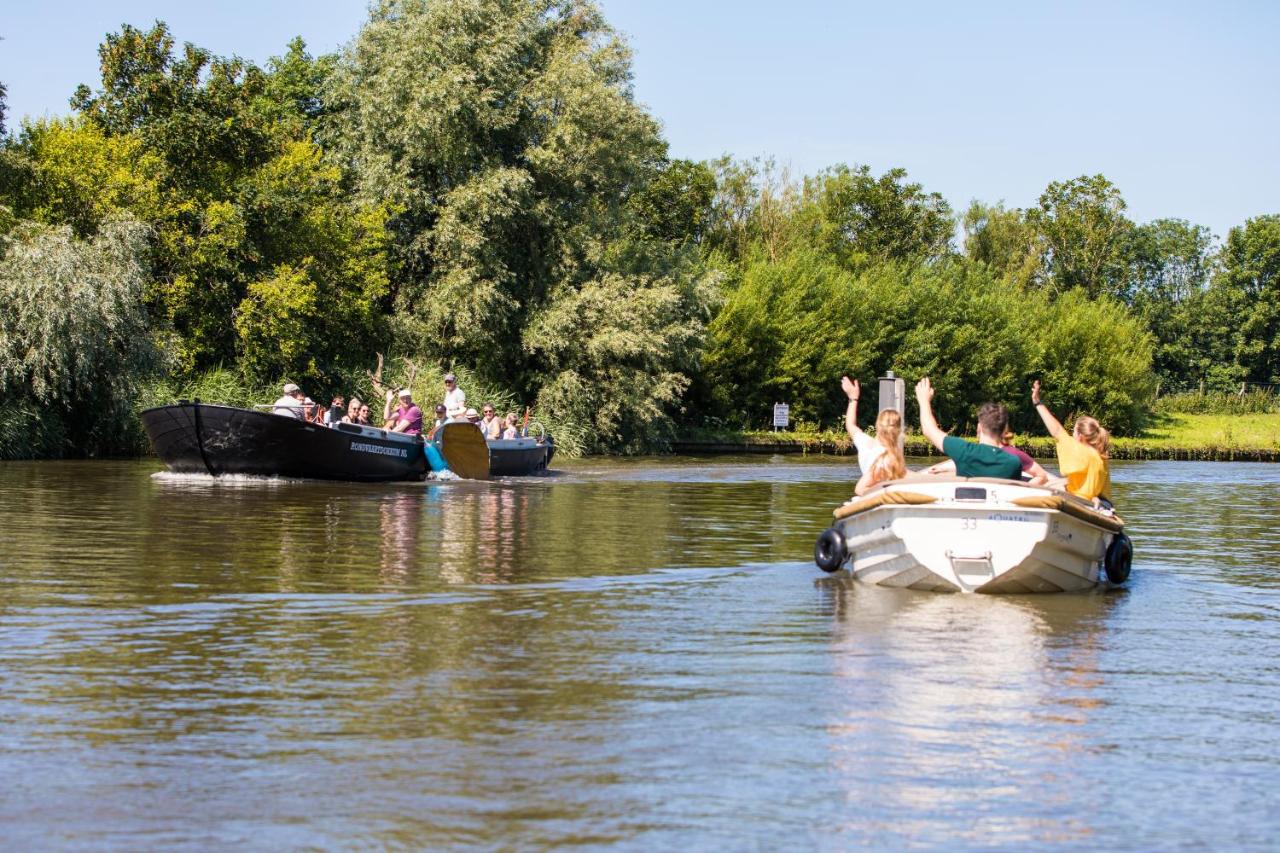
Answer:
[{"xmin": 813, "ymin": 477, "xmax": 1132, "ymax": 594}]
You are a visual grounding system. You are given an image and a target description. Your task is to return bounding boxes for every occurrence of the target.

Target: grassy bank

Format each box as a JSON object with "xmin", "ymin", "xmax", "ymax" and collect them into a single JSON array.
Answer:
[{"xmin": 672, "ymin": 413, "xmax": 1280, "ymax": 461}]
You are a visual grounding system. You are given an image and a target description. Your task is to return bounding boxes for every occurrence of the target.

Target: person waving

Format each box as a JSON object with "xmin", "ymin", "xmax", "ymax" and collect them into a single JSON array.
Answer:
[{"xmin": 1031, "ymin": 380, "xmax": 1111, "ymax": 504}]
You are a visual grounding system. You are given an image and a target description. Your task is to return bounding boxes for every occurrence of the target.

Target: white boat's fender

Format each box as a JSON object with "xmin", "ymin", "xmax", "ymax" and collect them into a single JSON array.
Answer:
[
  {"xmin": 814, "ymin": 528, "xmax": 848, "ymax": 573},
  {"xmin": 1104, "ymin": 531, "xmax": 1133, "ymax": 583}
]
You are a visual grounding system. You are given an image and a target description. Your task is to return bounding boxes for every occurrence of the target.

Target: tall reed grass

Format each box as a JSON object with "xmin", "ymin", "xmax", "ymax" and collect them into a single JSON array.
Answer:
[{"xmin": 1153, "ymin": 389, "xmax": 1278, "ymax": 415}]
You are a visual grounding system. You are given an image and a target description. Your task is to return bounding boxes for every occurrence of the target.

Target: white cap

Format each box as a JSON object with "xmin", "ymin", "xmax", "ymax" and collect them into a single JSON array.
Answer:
[
  {"xmin": 443, "ymin": 373, "xmax": 457, "ymax": 382},
  {"xmin": 283, "ymin": 383, "xmax": 300, "ymax": 394},
  {"xmin": 398, "ymin": 388, "xmax": 413, "ymax": 398},
  {"xmin": 304, "ymin": 397, "xmax": 314, "ymax": 405},
  {"xmin": 464, "ymin": 407, "xmax": 480, "ymax": 419}
]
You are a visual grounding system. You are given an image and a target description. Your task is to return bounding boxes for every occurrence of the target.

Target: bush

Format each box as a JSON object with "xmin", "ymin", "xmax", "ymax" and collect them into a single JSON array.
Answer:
[
  {"xmin": 701, "ymin": 253, "xmax": 1156, "ymax": 435},
  {"xmin": 0, "ymin": 216, "xmax": 159, "ymax": 458},
  {"xmin": 1153, "ymin": 389, "xmax": 1278, "ymax": 415}
]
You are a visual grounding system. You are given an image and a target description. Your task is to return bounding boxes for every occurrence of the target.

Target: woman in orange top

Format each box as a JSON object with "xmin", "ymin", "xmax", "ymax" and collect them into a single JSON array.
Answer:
[{"xmin": 1031, "ymin": 380, "xmax": 1111, "ymax": 503}]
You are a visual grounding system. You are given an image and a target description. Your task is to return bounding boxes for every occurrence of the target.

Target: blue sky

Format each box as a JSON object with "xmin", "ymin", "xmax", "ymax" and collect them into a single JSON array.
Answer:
[{"xmin": 3, "ymin": 1, "xmax": 1277, "ymax": 240}]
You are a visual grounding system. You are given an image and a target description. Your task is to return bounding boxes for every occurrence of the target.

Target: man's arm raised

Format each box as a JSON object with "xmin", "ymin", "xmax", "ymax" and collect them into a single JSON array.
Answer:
[{"xmin": 914, "ymin": 377, "xmax": 948, "ymax": 453}]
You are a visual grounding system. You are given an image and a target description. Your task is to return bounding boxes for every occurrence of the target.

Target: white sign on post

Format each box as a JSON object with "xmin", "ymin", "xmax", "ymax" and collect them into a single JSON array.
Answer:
[{"xmin": 772, "ymin": 403, "xmax": 790, "ymax": 431}]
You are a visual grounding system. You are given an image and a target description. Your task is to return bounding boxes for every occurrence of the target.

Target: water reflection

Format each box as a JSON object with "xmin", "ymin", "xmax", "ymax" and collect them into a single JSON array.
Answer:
[
  {"xmin": 816, "ymin": 578, "xmax": 1120, "ymax": 845},
  {"xmin": 379, "ymin": 492, "xmax": 422, "ymax": 581}
]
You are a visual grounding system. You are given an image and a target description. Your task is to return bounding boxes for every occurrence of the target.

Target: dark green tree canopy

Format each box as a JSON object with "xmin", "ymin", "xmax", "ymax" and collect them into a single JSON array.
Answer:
[
  {"xmin": 1218, "ymin": 215, "xmax": 1280, "ymax": 383},
  {"xmin": 628, "ymin": 158, "xmax": 717, "ymax": 245},
  {"xmin": 1026, "ymin": 174, "xmax": 1133, "ymax": 300},
  {"xmin": 962, "ymin": 200, "xmax": 1042, "ymax": 287},
  {"xmin": 325, "ymin": 0, "xmax": 713, "ymax": 448},
  {"xmin": 804, "ymin": 165, "xmax": 954, "ymax": 267}
]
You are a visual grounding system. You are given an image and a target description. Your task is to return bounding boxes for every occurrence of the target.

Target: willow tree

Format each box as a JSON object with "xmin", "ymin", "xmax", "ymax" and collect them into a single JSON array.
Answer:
[
  {"xmin": 0, "ymin": 217, "xmax": 158, "ymax": 456},
  {"xmin": 326, "ymin": 0, "xmax": 714, "ymax": 449}
]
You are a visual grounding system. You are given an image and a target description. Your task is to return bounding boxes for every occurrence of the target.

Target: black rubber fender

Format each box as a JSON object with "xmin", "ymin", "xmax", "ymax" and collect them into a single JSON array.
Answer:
[
  {"xmin": 1104, "ymin": 530, "xmax": 1133, "ymax": 584},
  {"xmin": 814, "ymin": 527, "xmax": 848, "ymax": 573}
]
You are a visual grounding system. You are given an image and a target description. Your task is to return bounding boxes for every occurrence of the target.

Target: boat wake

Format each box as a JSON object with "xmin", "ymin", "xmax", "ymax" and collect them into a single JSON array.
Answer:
[{"xmin": 150, "ymin": 471, "xmax": 295, "ymax": 487}]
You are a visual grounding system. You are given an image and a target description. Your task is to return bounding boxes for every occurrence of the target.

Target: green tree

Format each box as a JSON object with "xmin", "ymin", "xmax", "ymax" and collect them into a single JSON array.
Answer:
[
  {"xmin": 1026, "ymin": 174, "xmax": 1134, "ymax": 300},
  {"xmin": 233, "ymin": 141, "xmax": 392, "ymax": 382},
  {"xmin": 1025, "ymin": 290, "xmax": 1156, "ymax": 434},
  {"xmin": 962, "ymin": 200, "xmax": 1042, "ymax": 288},
  {"xmin": 68, "ymin": 22, "xmax": 388, "ymax": 381},
  {"xmin": 327, "ymin": 0, "xmax": 713, "ymax": 447},
  {"xmin": 801, "ymin": 164, "xmax": 954, "ymax": 268},
  {"xmin": 702, "ymin": 252, "xmax": 1154, "ymax": 434},
  {"xmin": 6, "ymin": 118, "xmax": 164, "ymax": 236},
  {"xmin": 71, "ymin": 22, "xmax": 279, "ymax": 185},
  {"xmin": 1126, "ymin": 218, "xmax": 1215, "ymax": 387},
  {"xmin": 0, "ymin": 216, "xmax": 160, "ymax": 457},
  {"xmin": 627, "ymin": 158, "xmax": 716, "ymax": 245},
  {"xmin": 1217, "ymin": 215, "xmax": 1280, "ymax": 384},
  {"xmin": 702, "ymin": 156, "xmax": 763, "ymax": 262}
]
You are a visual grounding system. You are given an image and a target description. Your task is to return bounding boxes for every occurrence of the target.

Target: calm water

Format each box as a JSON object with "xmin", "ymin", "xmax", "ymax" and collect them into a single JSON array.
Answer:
[{"xmin": 1, "ymin": 457, "xmax": 1278, "ymax": 849}]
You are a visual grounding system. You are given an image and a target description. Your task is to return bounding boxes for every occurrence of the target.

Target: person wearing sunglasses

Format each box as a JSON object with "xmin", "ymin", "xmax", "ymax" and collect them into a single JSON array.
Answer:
[
  {"xmin": 479, "ymin": 404, "xmax": 503, "ymax": 440},
  {"xmin": 442, "ymin": 373, "xmax": 466, "ymax": 419}
]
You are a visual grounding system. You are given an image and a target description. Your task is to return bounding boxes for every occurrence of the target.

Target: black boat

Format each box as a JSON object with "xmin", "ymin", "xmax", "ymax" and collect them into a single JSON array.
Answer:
[
  {"xmin": 142, "ymin": 402, "xmax": 556, "ymax": 481},
  {"xmin": 142, "ymin": 402, "xmax": 428, "ymax": 481}
]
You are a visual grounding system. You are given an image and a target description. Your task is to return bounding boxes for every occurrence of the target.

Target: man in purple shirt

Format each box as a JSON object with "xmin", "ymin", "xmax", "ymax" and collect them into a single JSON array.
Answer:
[{"xmin": 383, "ymin": 388, "xmax": 423, "ymax": 435}]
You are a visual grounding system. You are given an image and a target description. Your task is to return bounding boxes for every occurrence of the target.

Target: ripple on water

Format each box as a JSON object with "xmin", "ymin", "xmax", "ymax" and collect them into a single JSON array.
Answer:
[{"xmin": 0, "ymin": 457, "xmax": 1277, "ymax": 848}]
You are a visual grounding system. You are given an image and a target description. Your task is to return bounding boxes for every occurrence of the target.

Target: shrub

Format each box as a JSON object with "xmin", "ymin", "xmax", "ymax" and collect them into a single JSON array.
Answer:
[
  {"xmin": 701, "ymin": 253, "xmax": 1156, "ymax": 435},
  {"xmin": 1153, "ymin": 389, "xmax": 1278, "ymax": 415},
  {"xmin": 0, "ymin": 216, "xmax": 159, "ymax": 458}
]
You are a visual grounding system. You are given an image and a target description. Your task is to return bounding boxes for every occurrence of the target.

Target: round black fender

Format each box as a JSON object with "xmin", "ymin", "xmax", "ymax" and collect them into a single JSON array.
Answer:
[
  {"xmin": 814, "ymin": 527, "xmax": 848, "ymax": 573},
  {"xmin": 1104, "ymin": 530, "xmax": 1133, "ymax": 584}
]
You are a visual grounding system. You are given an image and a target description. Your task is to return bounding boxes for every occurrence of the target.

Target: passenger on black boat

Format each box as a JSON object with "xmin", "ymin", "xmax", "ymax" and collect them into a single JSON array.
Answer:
[
  {"xmin": 383, "ymin": 388, "xmax": 423, "ymax": 435},
  {"xmin": 427, "ymin": 404, "xmax": 448, "ymax": 439},
  {"xmin": 272, "ymin": 383, "xmax": 306, "ymax": 418}
]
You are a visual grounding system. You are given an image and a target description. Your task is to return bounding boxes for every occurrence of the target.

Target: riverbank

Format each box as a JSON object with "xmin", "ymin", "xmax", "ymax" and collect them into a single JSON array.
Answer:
[{"xmin": 672, "ymin": 413, "xmax": 1280, "ymax": 462}]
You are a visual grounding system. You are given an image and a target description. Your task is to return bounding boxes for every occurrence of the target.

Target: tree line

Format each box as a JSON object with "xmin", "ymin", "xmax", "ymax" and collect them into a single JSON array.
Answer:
[{"xmin": 1, "ymin": 0, "xmax": 1276, "ymax": 458}]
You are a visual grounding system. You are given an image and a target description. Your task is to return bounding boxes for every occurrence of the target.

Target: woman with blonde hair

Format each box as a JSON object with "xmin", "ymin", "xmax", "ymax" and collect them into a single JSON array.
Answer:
[
  {"xmin": 841, "ymin": 376, "xmax": 907, "ymax": 496},
  {"xmin": 1031, "ymin": 379, "xmax": 1111, "ymax": 503}
]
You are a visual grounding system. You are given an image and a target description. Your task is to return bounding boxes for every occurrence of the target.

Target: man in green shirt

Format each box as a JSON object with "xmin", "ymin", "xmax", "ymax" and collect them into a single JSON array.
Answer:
[{"xmin": 915, "ymin": 377, "xmax": 1023, "ymax": 480}]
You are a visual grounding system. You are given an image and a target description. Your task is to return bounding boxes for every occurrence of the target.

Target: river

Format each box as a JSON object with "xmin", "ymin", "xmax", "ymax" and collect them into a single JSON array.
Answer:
[{"xmin": 1, "ymin": 457, "xmax": 1277, "ymax": 849}]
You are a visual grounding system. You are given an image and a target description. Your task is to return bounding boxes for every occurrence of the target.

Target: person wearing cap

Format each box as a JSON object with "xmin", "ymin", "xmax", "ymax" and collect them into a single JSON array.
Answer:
[
  {"xmin": 383, "ymin": 387, "xmax": 423, "ymax": 435},
  {"xmin": 272, "ymin": 383, "xmax": 305, "ymax": 419},
  {"xmin": 442, "ymin": 373, "xmax": 467, "ymax": 419},
  {"xmin": 426, "ymin": 404, "xmax": 448, "ymax": 440},
  {"xmin": 464, "ymin": 407, "xmax": 483, "ymax": 431}
]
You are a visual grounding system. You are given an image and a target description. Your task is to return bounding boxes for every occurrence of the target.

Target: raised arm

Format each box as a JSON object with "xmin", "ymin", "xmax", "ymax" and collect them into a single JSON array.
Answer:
[
  {"xmin": 840, "ymin": 376, "xmax": 864, "ymax": 441},
  {"xmin": 914, "ymin": 377, "xmax": 948, "ymax": 453},
  {"xmin": 1031, "ymin": 380, "xmax": 1065, "ymax": 439}
]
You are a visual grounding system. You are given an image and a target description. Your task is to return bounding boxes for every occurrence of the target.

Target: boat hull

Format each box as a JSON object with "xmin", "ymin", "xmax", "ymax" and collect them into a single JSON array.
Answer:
[
  {"xmin": 488, "ymin": 436, "xmax": 555, "ymax": 476},
  {"xmin": 436, "ymin": 423, "xmax": 556, "ymax": 478},
  {"xmin": 825, "ymin": 479, "xmax": 1124, "ymax": 594},
  {"xmin": 141, "ymin": 403, "xmax": 427, "ymax": 482}
]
